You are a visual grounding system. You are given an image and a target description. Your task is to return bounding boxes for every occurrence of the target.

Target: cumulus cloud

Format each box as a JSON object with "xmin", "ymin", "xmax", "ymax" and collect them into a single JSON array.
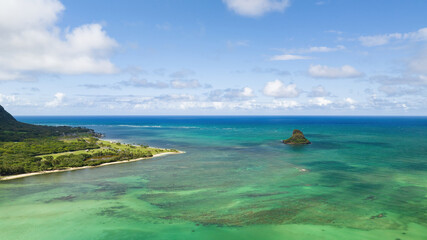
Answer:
[
  {"xmin": 0, "ymin": 0, "xmax": 118, "ymax": 80},
  {"xmin": 359, "ymin": 27, "xmax": 427, "ymax": 46},
  {"xmin": 208, "ymin": 87, "xmax": 255, "ymax": 101},
  {"xmin": 50, "ymin": 92, "xmax": 425, "ymax": 114},
  {"xmin": 0, "ymin": 93, "xmax": 37, "ymax": 106},
  {"xmin": 378, "ymin": 85, "xmax": 421, "ymax": 97},
  {"xmin": 241, "ymin": 87, "xmax": 255, "ymax": 97},
  {"xmin": 344, "ymin": 97, "xmax": 356, "ymax": 105},
  {"xmin": 223, "ymin": 0, "xmax": 290, "ymax": 17},
  {"xmin": 45, "ymin": 92, "xmax": 65, "ymax": 107},
  {"xmin": 79, "ymin": 84, "xmax": 121, "ymax": 90},
  {"xmin": 154, "ymin": 94, "xmax": 196, "ymax": 102},
  {"xmin": 120, "ymin": 77, "xmax": 206, "ymax": 89},
  {"xmin": 120, "ymin": 78, "xmax": 169, "ymax": 88},
  {"xmin": 366, "ymin": 74, "xmax": 427, "ymax": 97},
  {"xmin": 269, "ymin": 45, "xmax": 345, "ymax": 62},
  {"xmin": 131, "ymin": 94, "xmax": 258, "ymax": 111},
  {"xmin": 308, "ymin": 85, "xmax": 331, "ymax": 97},
  {"xmin": 308, "ymin": 65, "xmax": 364, "ymax": 78},
  {"xmin": 366, "ymin": 95, "xmax": 415, "ymax": 111},
  {"xmin": 171, "ymin": 79, "xmax": 202, "ymax": 89},
  {"xmin": 270, "ymin": 100, "xmax": 299, "ymax": 109},
  {"xmin": 270, "ymin": 54, "xmax": 312, "ymax": 61},
  {"xmin": 305, "ymin": 45, "xmax": 345, "ymax": 53},
  {"xmin": 359, "ymin": 34, "xmax": 401, "ymax": 47},
  {"xmin": 309, "ymin": 97, "xmax": 332, "ymax": 106},
  {"xmin": 272, "ymin": 45, "xmax": 345, "ymax": 58},
  {"xmin": 0, "ymin": 94, "xmax": 17, "ymax": 104},
  {"xmin": 263, "ymin": 80, "xmax": 300, "ymax": 98},
  {"xmin": 169, "ymin": 69, "xmax": 195, "ymax": 78},
  {"xmin": 370, "ymin": 75, "xmax": 427, "ymax": 87}
]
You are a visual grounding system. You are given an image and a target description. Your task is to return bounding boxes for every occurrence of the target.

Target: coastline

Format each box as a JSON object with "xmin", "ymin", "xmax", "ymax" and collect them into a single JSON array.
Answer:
[{"xmin": 0, "ymin": 150, "xmax": 184, "ymax": 181}]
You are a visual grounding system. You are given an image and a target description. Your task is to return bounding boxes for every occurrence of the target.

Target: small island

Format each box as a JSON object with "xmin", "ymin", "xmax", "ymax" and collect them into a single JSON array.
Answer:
[
  {"xmin": 0, "ymin": 105, "xmax": 182, "ymax": 180},
  {"xmin": 283, "ymin": 129, "xmax": 311, "ymax": 145}
]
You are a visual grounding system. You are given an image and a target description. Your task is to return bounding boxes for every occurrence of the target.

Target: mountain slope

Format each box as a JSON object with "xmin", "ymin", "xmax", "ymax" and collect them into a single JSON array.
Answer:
[
  {"xmin": 0, "ymin": 105, "xmax": 98, "ymax": 141},
  {"xmin": 0, "ymin": 105, "xmax": 17, "ymax": 124}
]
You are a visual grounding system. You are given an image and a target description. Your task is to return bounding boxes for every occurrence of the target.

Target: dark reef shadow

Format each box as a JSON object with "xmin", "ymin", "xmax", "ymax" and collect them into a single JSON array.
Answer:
[
  {"xmin": 45, "ymin": 194, "xmax": 76, "ymax": 203},
  {"xmin": 302, "ymin": 161, "xmax": 356, "ymax": 171}
]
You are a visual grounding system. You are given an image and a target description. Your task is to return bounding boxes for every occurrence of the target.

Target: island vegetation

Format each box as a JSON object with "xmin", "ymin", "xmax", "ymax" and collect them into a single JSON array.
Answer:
[
  {"xmin": 0, "ymin": 105, "xmax": 179, "ymax": 178},
  {"xmin": 283, "ymin": 129, "xmax": 311, "ymax": 145}
]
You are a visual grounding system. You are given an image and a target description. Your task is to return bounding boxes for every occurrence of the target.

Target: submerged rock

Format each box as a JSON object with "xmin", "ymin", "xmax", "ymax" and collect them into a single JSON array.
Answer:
[{"xmin": 283, "ymin": 129, "xmax": 311, "ymax": 145}]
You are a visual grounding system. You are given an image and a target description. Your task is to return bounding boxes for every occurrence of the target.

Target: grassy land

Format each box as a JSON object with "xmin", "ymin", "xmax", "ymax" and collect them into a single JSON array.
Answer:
[
  {"xmin": 0, "ymin": 137, "xmax": 178, "ymax": 177},
  {"xmin": 38, "ymin": 139, "xmax": 175, "ymax": 160},
  {"xmin": 0, "ymin": 105, "xmax": 179, "ymax": 178}
]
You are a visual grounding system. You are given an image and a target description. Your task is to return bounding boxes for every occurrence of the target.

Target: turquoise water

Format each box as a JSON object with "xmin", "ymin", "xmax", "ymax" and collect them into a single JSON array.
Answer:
[{"xmin": 1, "ymin": 116, "xmax": 426, "ymax": 240}]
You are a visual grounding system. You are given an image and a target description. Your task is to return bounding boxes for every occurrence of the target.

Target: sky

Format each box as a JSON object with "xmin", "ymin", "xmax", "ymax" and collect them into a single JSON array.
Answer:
[{"xmin": 0, "ymin": 0, "xmax": 426, "ymax": 116}]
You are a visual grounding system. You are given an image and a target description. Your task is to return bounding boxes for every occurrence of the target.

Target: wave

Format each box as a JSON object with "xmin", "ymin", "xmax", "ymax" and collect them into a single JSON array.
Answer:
[
  {"xmin": 118, "ymin": 125, "xmax": 200, "ymax": 129},
  {"xmin": 118, "ymin": 125, "xmax": 162, "ymax": 128}
]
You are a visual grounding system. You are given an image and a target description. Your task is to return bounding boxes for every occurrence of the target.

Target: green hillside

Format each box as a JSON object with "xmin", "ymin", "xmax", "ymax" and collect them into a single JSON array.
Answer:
[
  {"xmin": 0, "ymin": 105, "xmax": 98, "ymax": 141},
  {"xmin": 0, "ymin": 105, "xmax": 177, "ymax": 177}
]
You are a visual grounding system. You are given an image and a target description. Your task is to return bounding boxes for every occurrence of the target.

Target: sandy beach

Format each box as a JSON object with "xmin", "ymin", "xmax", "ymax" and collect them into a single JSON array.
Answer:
[{"xmin": 0, "ymin": 151, "xmax": 184, "ymax": 181}]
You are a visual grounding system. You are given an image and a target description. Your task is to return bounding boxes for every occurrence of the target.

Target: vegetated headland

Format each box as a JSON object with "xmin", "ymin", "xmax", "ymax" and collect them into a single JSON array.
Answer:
[{"xmin": 0, "ymin": 105, "xmax": 182, "ymax": 180}]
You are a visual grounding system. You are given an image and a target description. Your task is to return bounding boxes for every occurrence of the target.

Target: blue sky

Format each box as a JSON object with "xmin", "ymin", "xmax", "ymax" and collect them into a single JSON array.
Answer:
[{"xmin": 0, "ymin": 0, "xmax": 426, "ymax": 115}]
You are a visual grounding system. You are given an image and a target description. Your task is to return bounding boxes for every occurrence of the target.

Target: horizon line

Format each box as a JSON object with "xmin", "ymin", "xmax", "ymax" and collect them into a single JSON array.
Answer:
[{"xmin": 14, "ymin": 114, "xmax": 427, "ymax": 117}]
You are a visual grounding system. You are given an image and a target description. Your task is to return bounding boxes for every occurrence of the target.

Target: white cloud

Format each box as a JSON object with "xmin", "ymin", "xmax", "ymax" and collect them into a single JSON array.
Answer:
[
  {"xmin": 344, "ymin": 98, "xmax": 356, "ymax": 109},
  {"xmin": 0, "ymin": 93, "xmax": 37, "ymax": 106},
  {"xmin": 305, "ymin": 45, "xmax": 345, "ymax": 53},
  {"xmin": 0, "ymin": 0, "xmax": 64, "ymax": 31},
  {"xmin": 0, "ymin": 94, "xmax": 17, "ymax": 104},
  {"xmin": 270, "ymin": 54, "xmax": 312, "ymax": 61},
  {"xmin": 273, "ymin": 45, "xmax": 345, "ymax": 56},
  {"xmin": 155, "ymin": 94, "xmax": 196, "ymax": 102},
  {"xmin": 344, "ymin": 97, "xmax": 356, "ymax": 105},
  {"xmin": 309, "ymin": 97, "xmax": 332, "ymax": 106},
  {"xmin": 133, "ymin": 96, "xmax": 259, "ymax": 111},
  {"xmin": 0, "ymin": 0, "xmax": 118, "ymax": 80},
  {"xmin": 263, "ymin": 80, "xmax": 300, "ymax": 98},
  {"xmin": 0, "ymin": 71, "xmax": 24, "ymax": 81},
  {"xmin": 240, "ymin": 87, "xmax": 254, "ymax": 97},
  {"xmin": 223, "ymin": 0, "xmax": 290, "ymax": 17},
  {"xmin": 309, "ymin": 65, "xmax": 364, "ymax": 78},
  {"xmin": 120, "ymin": 78, "xmax": 169, "ymax": 88},
  {"xmin": 120, "ymin": 77, "xmax": 207, "ymax": 89},
  {"xmin": 359, "ymin": 34, "xmax": 401, "ymax": 47},
  {"xmin": 269, "ymin": 45, "xmax": 344, "ymax": 62},
  {"xmin": 308, "ymin": 85, "xmax": 331, "ymax": 97},
  {"xmin": 171, "ymin": 79, "xmax": 202, "ymax": 89},
  {"xmin": 45, "ymin": 92, "xmax": 65, "ymax": 107},
  {"xmin": 404, "ymin": 28, "xmax": 427, "ymax": 41},
  {"xmin": 169, "ymin": 69, "xmax": 195, "ymax": 78},
  {"xmin": 378, "ymin": 85, "xmax": 421, "ymax": 97},
  {"xmin": 271, "ymin": 100, "xmax": 299, "ymax": 109},
  {"xmin": 359, "ymin": 27, "xmax": 427, "ymax": 47},
  {"xmin": 208, "ymin": 87, "xmax": 255, "ymax": 101},
  {"xmin": 370, "ymin": 74, "xmax": 427, "ymax": 87}
]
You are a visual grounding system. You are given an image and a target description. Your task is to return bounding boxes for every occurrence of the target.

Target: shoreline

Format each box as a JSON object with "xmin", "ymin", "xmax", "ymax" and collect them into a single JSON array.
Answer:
[{"xmin": 0, "ymin": 151, "xmax": 185, "ymax": 181}]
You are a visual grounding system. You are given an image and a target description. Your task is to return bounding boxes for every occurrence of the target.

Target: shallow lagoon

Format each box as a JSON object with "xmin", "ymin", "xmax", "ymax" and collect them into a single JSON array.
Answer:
[{"xmin": 1, "ymin": 116, "xmax": 426, "ymax": 240}]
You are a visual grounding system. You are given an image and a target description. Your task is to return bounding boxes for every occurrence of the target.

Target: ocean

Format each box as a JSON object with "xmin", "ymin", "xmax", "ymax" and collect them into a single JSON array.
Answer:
[{"xmin": 1, "ymin": 116, "xmax": 426, "ymax": 240}]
